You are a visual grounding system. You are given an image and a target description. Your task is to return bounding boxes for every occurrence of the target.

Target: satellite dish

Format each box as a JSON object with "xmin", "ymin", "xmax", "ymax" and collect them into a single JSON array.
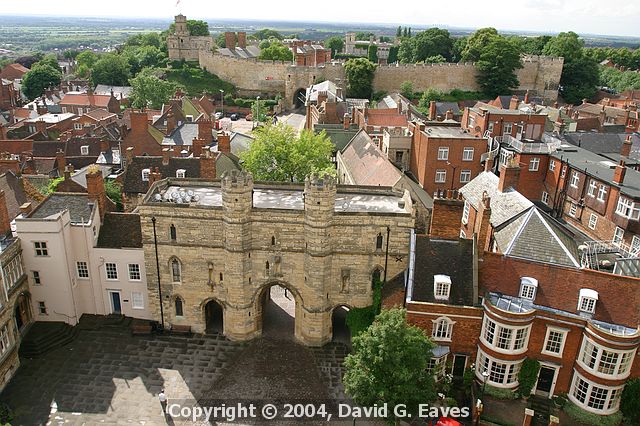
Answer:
[
  {"xmin": 154, "ymin": 194, "xmax": 162, "ymax": 201},
  {"xmin": 193, "ymin": 194, "xmax": 200, "ymax": 202},
  {"xmin": 163, "ymin": 192, "xmax": 171, "ymax": 201},
  {"xmin": 187, "ymin": 190, "xmax": 194, "ymax": 197},
  {"xmin": 180, "ymin": 191, "xmax": 187, "ymax": 198}
]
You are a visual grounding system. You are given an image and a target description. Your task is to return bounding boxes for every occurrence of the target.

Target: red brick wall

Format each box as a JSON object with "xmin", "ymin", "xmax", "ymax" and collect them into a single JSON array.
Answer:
[
  {"xmin": 430, "ymin": 195, "xmax": 464, "ymax": 239},
  {"xmin": 479, "ymin": 252, "xmax": 640, "ymax": 327},
  {"xmin": 513, "ymin": 152, "xmax": 549, "ymax": 201}
]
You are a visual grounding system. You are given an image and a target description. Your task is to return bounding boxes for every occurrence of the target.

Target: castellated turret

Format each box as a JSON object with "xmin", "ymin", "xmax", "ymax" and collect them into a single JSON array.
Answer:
[
  {"xmin": 221, "ymin": 170, "xmax": 253, "ymax": 251},
  {"xmin": 304, "ymin": 172, "xmax": 336, "ymax": 257}
]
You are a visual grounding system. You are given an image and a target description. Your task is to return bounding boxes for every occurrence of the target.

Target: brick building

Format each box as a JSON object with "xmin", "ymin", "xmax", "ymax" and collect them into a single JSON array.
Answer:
[
  {"xmin": 0, "ymin": 79, "xmax": 20, "ymax": 110},
  {"xmin": 290, "ymin": 41, "xmax": 332, "ymax": 66},
  {"xmin": 409, "ymin": 121, "xmax": 488, "ymax": 195},
  {"xmin": 59, "ymin": 90, "xmax": 120, "ymax": 115}
]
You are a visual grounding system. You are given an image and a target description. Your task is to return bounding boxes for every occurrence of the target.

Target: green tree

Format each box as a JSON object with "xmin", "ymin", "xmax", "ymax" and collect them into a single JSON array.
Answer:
[
  {"xmin": 126, "ymin": 32, "xmax": 161, "ymax": 48},
  {"xmin": 388, "ymin": 45, "xmax": 399, "ymax": 63},
  {"xmin": 91, "ymin": 54, "xmax": 131, "ymax": 86},
  {"xmin": 343, "ymin": 308, "xmax": 437, "ymax": 421},
  {"xmin": 76, "ymin": 50, "xmax": 99, "ymax": 69},
  {"xmin": 130, "ymin": 68, "xmax": 181, "ymax": 109},
  {"xmin": 258, "ymin": 43, "xmax": 293, "ymax": 61},
  {"xmin": 240, "ymin": 124, "xmax": 334, "ymax": 182},
  {"xmin": 63, "ymin": 49, "xmax": 79, "ymax": 60},
  {"xmin": 424, "ymin": 54, "xmax": 446, "ymax": 63},
  {"xmin": 396, "ymin": 26, "xmax": 402, "ymax": 38},
  {"xmin": 400, "ymin": 81, "xmax": 413, "ymax": 98},
  {"xmin": 21, "ymin": 63, "xmax": 62, "ymax": 100},
  {"xmin": 105, "ymin": 180, "xmax": 124, "ymax": 211},
  {"xmin": 476, "ymin": 36, "xmax": 523, "ymax": 97},
  {"xmin": 461, "ymin": 27, "xmax": 499, "ymax": 62},
  {"xmin": 403, "ymin": 27, "xmax": 408, "ymax": 38},
  {"xmin": 355, "ymin": 32, "xmax": 375, "ymax": 41},
  {"xmin": 325, "ymin": 36, "xmax": 344, "ymax": 56},
  {"xmin": 418, "ymin": 88, "xmax": 444, "ymax": 112},
  {"xmin": 367, "ymin": 44, "xmax": 378, "ymax": 63},
  {"xmin": 253, "ymin": 29, "xmax": 283, "ymax": 40},
  {"xmin": 215, "ymin": 33, "xmax": 227, "ymax": 48},
  {"xmin": 621, "ymin": 378, "xmax": 640, "ymax": 424},
  {"xmin": 123, "ymin": 45, "xmax": 167, "ymax": 75},
  {"xmin": 37, "ymin": 54, "xmax": 61, "ymax": 72},
  {"xmin": 451, "ymin": 36, "xmax": 468, "ymax": 62},
  {"xmin": 544, "ymin": 32, "xmax": 599, "ymax": 103},
  {"xmin": 344, "ymin": 57, "xmax": 377, "ymax": 99}
]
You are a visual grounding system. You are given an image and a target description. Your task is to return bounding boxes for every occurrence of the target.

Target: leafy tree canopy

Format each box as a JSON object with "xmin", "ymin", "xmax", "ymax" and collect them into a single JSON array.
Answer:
[
  {"xmin": 460, "ymin": 27, "xmax": 499, "ymax": 62},
  {"xmin": 621, "ymin": 378, "xmax": 640, "ymax": 424},
  {"xmin": 76, "ymin": 50, "xmax": 99, "ymax": 69},
  {"xmin": 258, "ymin": 43, "xmax": 293, "ymax": 62},
  {"xmin": 398, "ymin": 28, "xmax": 453, "ymax": 63},
  {"xmin": 253, "ymin": 29, "xmax": 283, "ymax": 41},
  {"xmin": 91, "ymin": 53, "xmax": 131, "ymax": 86},
  {"xmin": 475, "ymin": 36, "xmax": 523, "ymax": 97},
  {"xmin": 130, "ymin": 67, "xmax": 181, "ymax": 109},
  {"xmin": 169, "ymin": 20, "xmax": 210, "ymax": 36},
  {"xmin": 344, "ymin": 57, "xmax": 377, "ymax": 99},
  {"xmin": 240, "ymin": 124, "xmax": 335, "ymax": 182},
  {"xmin": 343, "ymin": 308, "xmax": 437, "ymax": 420},
  {"xmin": 21, "ymin": 62, "xmax": 62, "ymax": 100},
  {"xmin": 325, "ymin": 36, "xmax": 345, "ymax": 56}
]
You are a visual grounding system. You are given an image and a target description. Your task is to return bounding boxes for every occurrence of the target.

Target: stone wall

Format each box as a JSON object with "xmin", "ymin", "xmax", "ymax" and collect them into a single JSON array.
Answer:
[
  {"xmin": 138, "ymin": 173, "xmax": 414, "ymax": 346},
  {"xmin": 199, "ymin": 52, "xmax": 563, "ymax": 108}
]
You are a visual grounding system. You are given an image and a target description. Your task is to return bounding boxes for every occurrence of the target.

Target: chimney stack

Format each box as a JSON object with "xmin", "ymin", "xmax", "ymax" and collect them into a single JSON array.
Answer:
[
  {"xmin": 0, "ymin": 191, "xmax": 11, "ymax": 237},
  {"xmin": 225, "ymin": 32, "xmax": 237, "ymax": 50},
  {"xmin": 428, "ymin": 189, "xmax": 464, "ymax": 240},
  {"xmin": 100, "ymin": 139, "xmax": 110, "ymax": 153},
  {"xmin": 56, "ymin": 149, "xmax": 65, "ymax": 176},
  {"xmin": 498, "ymin": 158, "xmax": 521, "ymax": 192},
  {"xmin": 484, "ymin": 152, "xmax": 494, "ymax": 173},
  {"xmin": 445, "ymin": 109, "xmax": 454, "ymax": 121},
  {"xmin": 130, "ymin": 110, "xmax": 148, "ymax": 133},
  {"xmin": 63, "ymin": 164, "xmax": 72, "ymax": 181},
  {"xmin": 217, "ymin": 132, "xmax": 231, "ymax": 154},
  {"xmin": 509, "ymin": 95, "xmax": 519, "ymax": 110},
  {"xmin": 35, "ymin": 119, "xmax": 47, "ymax": 134},
  {"xmin": 621, "ymin": 135, "xmax": 633, "ymax": 158},
  {"xmin": 237, "ymin": 32, "xmax": 247, "ymax": 49},
  {"xmin": 613, "ymin": 160, "xmax": 626, "ymax": 185},
  {"xmin": 166, "ymin": 111, "xmax": 177, "ymax": 135},
  {"xmin": 125, "ymin": 146, "xmax": 134, "ymax": 168},
  {"xmin": 200, "ymin": 150, "xmax": 217, "ymax": 180},
  {"xmin": 20, "ymin": 202, "xmax": 32, "ymax": 216},
  {"xmin": 162, "ymin": 148, "xmax": 171, "ymax": 166},
  {"xmin": 198, "ymin": 117, "xmax": 213, "ymax": 143},
  {"xmin": 149, "ymin": 167, "xmax": 162, "ymax": 187},
  {"xmin": 474, "ymin": 191, "xmax": 493, "ymax": 253},
  {"xmin": 192, "ymin": 137, "xmax": 207, "ymax": 157},
  {"xmin": 86, "ymin": 165, "xmax": 108, "ymax": 218},
  {"xmin": 524, "ymin": 90, "xmax": 530, "ymax": 104},
  {"xmin": 343, "ymin": 113, "xmax": 351, "ymax": 130},
  {"xmin": 429, "ymin": 101, "xmax": 437, "ymax": 121}
]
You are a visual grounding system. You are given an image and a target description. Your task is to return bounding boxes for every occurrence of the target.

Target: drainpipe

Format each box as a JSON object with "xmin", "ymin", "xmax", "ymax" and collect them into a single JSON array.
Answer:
[
  {"xmin": 383, "ymin": 226, "xmax": 390, "ymax": 283},
  {"xmin": 151, "ymin": 216, "xmax": 165, "ymax": 330}
]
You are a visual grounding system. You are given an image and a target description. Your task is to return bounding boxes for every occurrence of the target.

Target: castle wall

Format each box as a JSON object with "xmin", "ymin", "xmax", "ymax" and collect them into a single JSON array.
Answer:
[{"xmin": 198, "ymin": 52, "xmax": 563, "ymax": 108}]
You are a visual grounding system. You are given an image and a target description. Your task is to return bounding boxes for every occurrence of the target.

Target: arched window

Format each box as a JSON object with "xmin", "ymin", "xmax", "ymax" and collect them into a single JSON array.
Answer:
[
  {"xmin": 219, "ymin": 272, "xmax": 224, "ymax": 283},
  {"xmin": 170, "ymin": 224, "xmax": 177, "ymax": 241},
  {"xmin": 265, "ymin": 261, "xmax": 270, "ymax": 274},
  {"xmin": 271, "ymin": 236, "xmax": 276, "ymax": 246},
  {"xmin": 432, "ymin": 317, "xmax": 454, "ymax": 340},
  {"xmin": 175, "ymin": 297, "xmax": 184, "ymax": 317},
  {"xmin": 376, "ymin": 233, "xmax": 383, "ymax": 250},
  {"xmin": 171, "ymin": 258, "xmax": 181, "ymax": 282}
]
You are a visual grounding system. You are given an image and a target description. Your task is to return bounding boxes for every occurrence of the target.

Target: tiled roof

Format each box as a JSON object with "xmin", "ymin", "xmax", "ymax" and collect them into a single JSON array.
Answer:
[
  {"xmin": 32, "ymin": 141, "xmax": 65, "ymax": 158},
  {"xmin": 84, "ymin": 108, "xmax": 117, "ymax": 122},
  {"xmin": 575, "ymin": 102, "xmax": 628, "ymax": 118},
  {"xmin": 408, "ymin": 236, "xmax": 475, "ymax": 306},
  {"xmin": 459, "ymin": 171, "xmax": 533, "ymax": 227},
  {"xmin": 0, "ymin": 172, "xmax": 30, "ymax": 220},
  {"xmin": 339, "ymin": 130, "xmax": 402, "ymax": 187},
  {"xmin": 314, "ymin": 124, "xmax": 359, "ymax": 152},
  {"xmin": 97, "ymin": 213, "xmax": 142, "ymax": 248},
  {"xmin": 30, "ymin": 193, "xmax": 93, "ymax": 224},
  {"xmin": 60, "ymin": 93, "xmax": 112, "ymax": 108},
  {"xmin": 494, "ymin": 207, "xmax": 581, "ymax": 268},
  {"xmin": 366, "ymin": 114, "xmax": 408, "ymax": 127}
]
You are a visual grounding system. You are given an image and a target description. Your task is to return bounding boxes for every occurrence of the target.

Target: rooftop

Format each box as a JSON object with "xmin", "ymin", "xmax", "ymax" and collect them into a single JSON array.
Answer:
[
  {"xmin": 97, "ymin": 213, "xmax": 142, "ymax": 249},
  {"xmin": 25, "ymin": 113, "xmax": 75, "ymax": 124},
  {"xmin": 422, "ymin": 125, "xmax": 482, "ymax": 139},
  {"xmin": 339, "ymin": 130, "xmax": 402, "ymax": 187},
  {"xmin": 29, "ymin": 193, "xmax": 93, "ymax": 224}
]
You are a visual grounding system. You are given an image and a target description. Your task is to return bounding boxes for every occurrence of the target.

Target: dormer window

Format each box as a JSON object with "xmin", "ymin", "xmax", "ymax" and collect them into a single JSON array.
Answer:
[
  {"xmin": 519, "ymin": 277, "xmax": 538, "ymax": 301},
  {"xmin": 74, "ymin": 123, "xmax": 83, "ymax": 131},
  {"xmin": 142, "ymin": 168, "xmax": 150, "ymax": 181},
  {"xmin": 578, "ymin": 289, "xmax": 598, "ymax": 314},
  {"xmin": 433, "ymin": 275, "xmax": 451, "ymax": 300},
  {"xmin": 176, "ymin": 169, "xmax": 186, "ymax": 178},
  {"xmin": 81, "ymin": 145, "xmax": 89, "ymax": 155}
]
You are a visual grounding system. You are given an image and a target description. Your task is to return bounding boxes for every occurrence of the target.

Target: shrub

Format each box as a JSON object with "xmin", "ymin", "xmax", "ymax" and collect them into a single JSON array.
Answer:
[
  {"xmin": 346, "ymin": 279, "xmax": 382, "ymax": 336},
  {"xmin": 564, "ymin": 400, "xmax": 622, "ymax": 426},
  {"xmin": 517, "ymin": 358, "xmax": 540, "ymax": 397},
  {"xmin": 484, "ymin": 384, "xmax": 519, "ymax": 400},
  {"xmin": 0, "ymin": 402, "xmax": 13, "ymax": 424},
  {"xmin": 620, "ymin": 378, "xmax": 640, "ymax": 424}
]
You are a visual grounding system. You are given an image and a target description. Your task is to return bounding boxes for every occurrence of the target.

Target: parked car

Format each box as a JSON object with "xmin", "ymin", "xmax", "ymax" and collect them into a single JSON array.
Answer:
[
  {"xmin": 214, "ymin": 112, "xmax": 224, "ymax": 119},
  {"xmin": 230, "ymin": 113, "xmax": 239, "ymax": 121}
]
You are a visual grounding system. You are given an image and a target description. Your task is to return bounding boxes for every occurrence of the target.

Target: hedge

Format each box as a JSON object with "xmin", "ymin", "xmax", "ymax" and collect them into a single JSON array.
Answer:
[
  {"xmin": 346, "ymin": 279, "xmax": 382, "ymax": 336},
  {"xmin": 564, "ymin": 400, "xmax": 622, "ymax": 426}
]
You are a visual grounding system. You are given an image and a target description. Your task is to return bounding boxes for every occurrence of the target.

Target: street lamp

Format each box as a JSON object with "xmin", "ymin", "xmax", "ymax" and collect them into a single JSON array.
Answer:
[
  {"xmin": 255, "ymin": 96, "xmax": 261, "ymax": 128},
  {"xmin": 219, "ymin": 89, "xmax": 224, "ymax": 117},
  {"xmin": 480, "ymin": 370, "xmax": 490, "ymax": 402}
]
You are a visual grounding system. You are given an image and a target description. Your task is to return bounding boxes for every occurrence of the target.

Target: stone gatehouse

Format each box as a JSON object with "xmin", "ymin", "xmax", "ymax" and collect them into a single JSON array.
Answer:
[{"xmin": 137, "ymin": 171, "xmax": 414, "ymax": 346}]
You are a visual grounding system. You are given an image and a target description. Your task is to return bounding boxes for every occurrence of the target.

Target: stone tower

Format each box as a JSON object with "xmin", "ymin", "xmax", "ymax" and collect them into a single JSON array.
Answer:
[{"xmin": 174, "ymin": 14, "xmax": 188, "ymax": 36}]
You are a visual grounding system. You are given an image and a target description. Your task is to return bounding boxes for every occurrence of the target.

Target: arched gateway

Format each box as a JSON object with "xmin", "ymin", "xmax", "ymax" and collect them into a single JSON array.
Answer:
[{"xmin": 140, "ymin": 171, "xmax": 413, "ymax": 346}]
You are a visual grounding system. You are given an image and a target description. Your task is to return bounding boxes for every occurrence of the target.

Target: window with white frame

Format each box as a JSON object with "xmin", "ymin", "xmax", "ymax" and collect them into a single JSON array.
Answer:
[
  {"xmin": 0, "ymin": 325, "xmax": 11, "ymax": 357},
  {"xmin": 432, "ymin": 317, "xmax": 454, "ymax": 340},
  {"xmin": 141, "ymin": 168, "xmax": 150, "ymax": 182},
  {"xmin": 588, "ymin": 213, "xmax": 598, "ymax": 230},
  {"xmin": 433, "ymin": 275, "xmax": 451, "ymax": 300},
  {"xmin": 80, "ymin": 145, "xmax": 89, "ymax": 155},
  {"xmin": 503, "ymin": 123, "xmax": 513, "ymax": 135},
  {"xmin": 171, "ymin": 258, "xmax": 181, "ymax": 282},
  {"xmin": 427, "ymin": 353, "xmax": 448, "ymax": 381},
  {"xmin": 131, "ymin": 291, "xmax": 144, "ymax": 309},
  {"xmin": 549, "ymin": 160, "xmax": 556, "ymax": 171},
  {"xmin": 570, "ymin": 372, "xmax": 624, "ymax": 414},
  {"xmin": 437, "ymin": 147, "xmax": 449, "ymax": 160},
  {"xmin": 569, "ymin": 203, "xmax": 578, "ymax": 217},
  {"xmin": 561, "ymin": 166, "xmax": 566, "ymax": 178},
  {"xmin": 613, "ymin": 227, "xmax": 624, "ymax": 246},
  {"xmin": 435, "ymin": 170, "xmax": 446, "ymax": 183},
  {"xmin": 519, "ymin": 277, "xmax": 538, "ymax": 301},
  {"xmin": 462, "ymin": 147, "xmax": 474, "ymax": 161},
  {"xmin": 529, "ymin": 157, "xmax": 540, "ymax": 171},
  {"xmin": 476, "ymin": 349, "xmax": 522, "ymax": 387},
  {"xmin": 74, "ymin": 123, "xmax": 83, "ymax": 131},
  {"xmin": 176, "ymin": 169, "xmax": 186, "ymax": 178},
  {"xmin": 38, "ymin": 301, "xmax": 47, "ymax": 315},
  {"xmin": 588, "ymin": 180, "xmax": 597, "ymax": 197},
  {"xmin": 578, "ymin": 289, "xmax": 598, "ymax": 314},
  {"xmin": 460, "ymin": 170, "xmax": 471, "ymax": 183},
  {"xmin": 499, "ymin": 150, "xmax": 511, "ymax": 166},
  {"xmin": 543, "ymin": 327, "xmax": 568, "ymax": 356},
  {"xmin": 578, "ymin": 337, "xmax": 636, "ymax": 378},
  {"xmin": 128, "ymin": 264, "xmax": 141, "ymax": 281},
  {"xmin": 570, "ymin": 171, "xmax": 580, "ymax": 188},
  {"xmin": 615, "ymin": 197, "xmax": 640, "ymax": 219},
  {"xmin": 34, "ymin": 241, "xmax": 48, "ymax": 256},
  {"xmin": 631, "ymin": 235, "xmax": 640, "ymax": 253},
  {"xmin": 541, "ymin": 192, "xmax": 549, "ymax": 205},
  {"xmin": 76, "ymin": 261, "xmax": 89, "ymax": 279},
  {"xmin": 3, "ymin": 254, "xmax": 24, "ymax": 292},
  {"xmin": 77, "ymin": 107, "xmax": 84, "ymax": 115},
  {"xmin": 462, "ymin": 201, "xmax": 470, "ymax": 225},
  {"xmin": 482, "ymin": 317, "xmax": 530, "ymax": 352},
  {"xmin": 597, "ymin": 185, "xmax": 607, "ymax": 202},
  {"xmin": 32, "ymin": 271, "xmax": 41, "ymax": 285},
  {"xmin": 105, "ymin": 262, "xmax": 118, "ymax": 280}
]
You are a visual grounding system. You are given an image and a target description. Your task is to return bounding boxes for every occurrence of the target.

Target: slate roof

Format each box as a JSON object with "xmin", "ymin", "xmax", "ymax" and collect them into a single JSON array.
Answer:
[
  {"xmin": 216, "ymin": 46, "xmax": 261, "ymax": 59},
  {"xmin": 162, "ymin": 122, "xmax": 199, "ymax": 146},
  {"xmin": 408, "ymin": 236, "xmax": 476, "ymax": 306},
  {"xmin": 229, "ymin": 132, "xmax": 254, "ymax": 156},
  {"xmin": 94, "ymin": 85, "xmax": 132, "ymax": 99},
  {"xmin": 314, "ymin": 124, "xmax": 360, "ymax": 152},
  {"xmin": 575, "ymin": 103, "xmax": 628, "ymax": 119},
  {"xmin": 436, "ymin": 102, "xmax": 461, "ymax": 116},
  {"xmin": 71, "ymin": 164, "xmax": 112, "ymax": 189},
  {"xmin": 493, "ymin": 207, "xmax": 581, "ymax": 268},
  {"xmin": 30, "ymin": 193, "xmax": 93, "ymax": 224},
  {"xmin": 339, "ymin": 130, "xmax": 402, "ymax": 186},
  {"xmin": 459, "ymin": 171, "xmax": 533, "ymax": 227},
  {"xmin": 562, "ymin": 132, "xmax": 640, "ymax": 160},
  {"xmin": 97, "ymin": 213, "xmax": 142, "ymax": 249}
]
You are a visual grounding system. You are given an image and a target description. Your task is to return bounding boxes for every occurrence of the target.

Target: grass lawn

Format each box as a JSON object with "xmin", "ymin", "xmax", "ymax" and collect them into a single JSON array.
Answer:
[{"xmin": 165, "ymin": 64, "xmax": 235, "ymax": 96}]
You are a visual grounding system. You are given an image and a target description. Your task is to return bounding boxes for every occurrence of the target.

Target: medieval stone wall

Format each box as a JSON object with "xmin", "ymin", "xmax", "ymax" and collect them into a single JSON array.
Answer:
[{"xmin": 137, "ymin": 173, "xmax": 414, "ymax": 346}]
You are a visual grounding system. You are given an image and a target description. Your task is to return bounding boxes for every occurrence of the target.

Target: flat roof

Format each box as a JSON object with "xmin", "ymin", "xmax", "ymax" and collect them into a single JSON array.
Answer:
[
  {"xmin": 422, "ymin": 126, "xmax": 482, "ymax": 139},
  {"xmin": 25, "ymin": 113, "xmax": 75, "ymax": 123},
  {"xmin": 151, "ymin": 185, "xmax": 410, "ymax": 214}
]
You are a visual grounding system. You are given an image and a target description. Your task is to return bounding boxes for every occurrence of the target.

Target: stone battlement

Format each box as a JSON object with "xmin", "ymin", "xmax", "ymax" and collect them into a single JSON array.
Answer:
[{"xmin": 221, "ymin": 170, "xmax": 253, "ymax": 189}]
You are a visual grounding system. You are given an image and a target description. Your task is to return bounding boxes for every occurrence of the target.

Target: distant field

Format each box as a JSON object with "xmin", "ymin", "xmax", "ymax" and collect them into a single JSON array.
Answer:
[{"xmin": 1, "ymin": 14, "xmax": 639, "ymax": 57}]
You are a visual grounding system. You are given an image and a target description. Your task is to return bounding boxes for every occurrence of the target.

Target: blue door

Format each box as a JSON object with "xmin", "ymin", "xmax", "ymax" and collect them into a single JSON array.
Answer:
[{"xmin": 110, "ymin": 292, "xmax": 122, "ymax": 314}]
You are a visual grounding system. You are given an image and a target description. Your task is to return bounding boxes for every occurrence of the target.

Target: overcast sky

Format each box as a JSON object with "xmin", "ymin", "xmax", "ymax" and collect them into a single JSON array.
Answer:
[{"xmin": 2, "ymin": 0, "xmax": 639, "ymax": 37}]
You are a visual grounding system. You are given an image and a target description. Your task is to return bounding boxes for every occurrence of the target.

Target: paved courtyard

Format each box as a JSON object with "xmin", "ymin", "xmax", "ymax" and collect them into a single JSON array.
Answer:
[{"xmin": 0, "ymin": 292, "xmax": 351, "ymax": 425}]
